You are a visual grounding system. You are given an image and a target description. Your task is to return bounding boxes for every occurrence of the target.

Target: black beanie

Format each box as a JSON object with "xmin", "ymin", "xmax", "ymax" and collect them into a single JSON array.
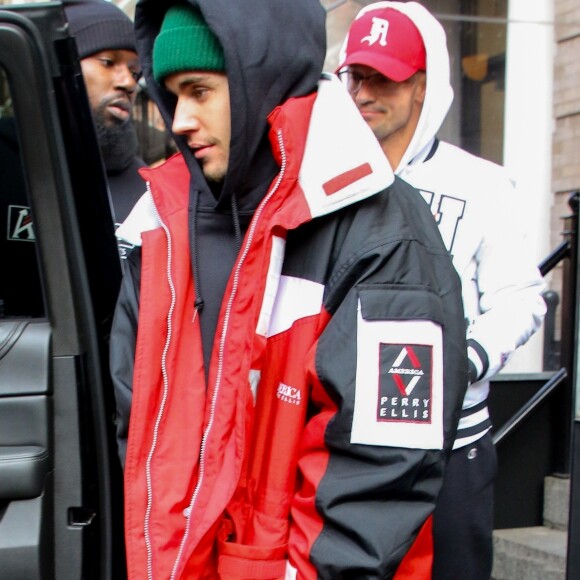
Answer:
[{"xmin": 63, "ymin": 0, "xmax": 136, "ymax": 59}]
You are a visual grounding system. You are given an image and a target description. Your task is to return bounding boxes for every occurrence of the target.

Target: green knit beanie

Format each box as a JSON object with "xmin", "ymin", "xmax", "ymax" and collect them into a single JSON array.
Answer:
[{"xmin": 153, "ymin": 3, "xmax": 225, "ymax": 83}]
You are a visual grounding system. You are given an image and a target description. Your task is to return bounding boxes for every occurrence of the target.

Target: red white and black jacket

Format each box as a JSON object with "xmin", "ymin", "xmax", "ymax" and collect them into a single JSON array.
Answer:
[{"xmin": 111, "ymin": 77, "xmax": 467, "ymax": 579}]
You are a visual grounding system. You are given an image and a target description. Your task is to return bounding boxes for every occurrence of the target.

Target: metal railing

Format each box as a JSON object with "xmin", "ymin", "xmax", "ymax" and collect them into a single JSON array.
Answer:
[
  {"xmin": 492, "ymin": 367, "xmax": 567, "ymax": 446},
  {"xmin": 485, "ymin": 190, "xmax": 580, "ymax": 580},
  {"xmin": 493, "ymin": 191, "xmax": 579, "ymax": 480}
]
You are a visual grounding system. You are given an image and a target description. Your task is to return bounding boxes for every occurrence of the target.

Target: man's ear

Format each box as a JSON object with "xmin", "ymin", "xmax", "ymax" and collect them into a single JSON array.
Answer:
[{"xmin": 416, "ymin": 71, "xmax": 427, "ymax": 105}]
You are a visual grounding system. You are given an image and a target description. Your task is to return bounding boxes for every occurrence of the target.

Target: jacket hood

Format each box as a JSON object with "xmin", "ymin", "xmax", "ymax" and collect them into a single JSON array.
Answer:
[
  {"xmin": 134, "ymin": 0, "xmax": 326, "ymax": 209},
  {"xmin": 339, "ymin": 1, "xmax": 453, "ymax": 174},
  {"xmin": 117, "ymin": 76, "xmax": 394, "ymax": 246}
]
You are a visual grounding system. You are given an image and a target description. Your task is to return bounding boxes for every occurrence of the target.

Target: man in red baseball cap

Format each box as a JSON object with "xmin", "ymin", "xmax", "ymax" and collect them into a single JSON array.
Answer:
[
  {"xmin": 337, "ymin": 3, "xmax": 429, "ymax": 171},
  {"xmin": 338, "ymin": 3, "xmax": 546, "ymax": 580}
]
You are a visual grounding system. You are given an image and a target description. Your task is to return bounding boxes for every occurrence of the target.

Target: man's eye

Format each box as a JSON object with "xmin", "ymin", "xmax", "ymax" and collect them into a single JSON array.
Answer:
[
  {"xmin": 192, "ymin": 87, "xmax": 209, "ymax": 99},
  {"xmin": 131, "ymin": 70, "xmax": 143, "ymax": 82},
  {"xmin": 99, "ymin": 58, "xmax": 114, "ymax": 68},
  {"xmin": 377, "ymin": 77, "xmax": 397, "ymax": 90}
]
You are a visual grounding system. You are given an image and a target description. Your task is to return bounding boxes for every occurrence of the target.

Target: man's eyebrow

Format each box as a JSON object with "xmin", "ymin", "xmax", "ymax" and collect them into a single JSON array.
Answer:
[
  {"xmin": 177, "ymin": 74, "xmax": 212, "ymax": 87},
  {"xmin": 165, "ymin": 73, "xmax": 217, "ymax": 94}
]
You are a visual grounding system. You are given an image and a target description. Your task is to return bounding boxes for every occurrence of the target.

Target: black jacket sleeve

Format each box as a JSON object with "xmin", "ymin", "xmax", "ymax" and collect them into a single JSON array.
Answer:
[
  {"xmin": 287, "ymin": 179, "xmax": 468, "ymax": 578},
  {"xmin": 109, "ymin": 246, "xmax": 141, "ymax": 466}
]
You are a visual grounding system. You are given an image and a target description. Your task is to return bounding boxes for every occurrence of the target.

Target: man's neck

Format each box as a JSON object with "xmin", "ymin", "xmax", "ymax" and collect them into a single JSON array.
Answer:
[
  {"xmin": 381, "ymin": 131, "xmax": 414, "ymax": 172},
  {"xmin": 382, "ymin": 140, "xmax": 406, "ymax": 172}
]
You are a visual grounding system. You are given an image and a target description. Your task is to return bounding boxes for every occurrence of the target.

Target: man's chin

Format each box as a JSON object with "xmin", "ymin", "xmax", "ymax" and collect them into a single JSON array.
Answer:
[
  {"xmin": 201, "ymin": 161, "xmax": 227, "ymax": 183},
  {"xmin": 204, "ymin": 172, "xmax": 227, "ymax": 183},
  {"xmin": 103, "ymin": 114, "xmax": 131, "ymax": 128}
]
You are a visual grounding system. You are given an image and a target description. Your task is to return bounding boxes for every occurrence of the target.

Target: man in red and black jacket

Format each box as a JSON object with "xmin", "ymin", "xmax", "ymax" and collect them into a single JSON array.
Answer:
[{"xmin": 110, "ymin": 1, "xmax": 468, "ymax": 577}]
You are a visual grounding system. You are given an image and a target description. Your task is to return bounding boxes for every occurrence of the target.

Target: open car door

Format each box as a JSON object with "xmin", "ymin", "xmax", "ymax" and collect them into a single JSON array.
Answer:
[{"xmin": 0, "ymin": 3, "xmax": 125, "ymax": 578}]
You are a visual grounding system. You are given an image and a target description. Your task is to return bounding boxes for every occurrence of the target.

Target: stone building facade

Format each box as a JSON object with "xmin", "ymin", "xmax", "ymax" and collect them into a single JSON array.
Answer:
[{"xmin": 553, "ymin": 0, "xmax": 580, "ymax": 249}]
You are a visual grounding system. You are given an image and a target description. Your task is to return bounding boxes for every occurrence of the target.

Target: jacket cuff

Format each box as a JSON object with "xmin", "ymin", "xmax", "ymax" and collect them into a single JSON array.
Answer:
[
  {"xmin": 467, "ymin": 338, "xmax": 489, "ymax": 384},
  {"xmin": 468, "ymin": 360, "xmax": 478, "ymax": 385}
]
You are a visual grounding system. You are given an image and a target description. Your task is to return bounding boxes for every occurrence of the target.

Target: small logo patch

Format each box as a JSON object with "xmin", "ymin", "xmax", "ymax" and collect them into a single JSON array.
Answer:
[
  {"xmin": 377, "ymin": 344, "xmax": 432, "ymax": 423},
  {"xmin": 7, "ymin": 205, "xmax": 35, "ymax": 242},
  {"xmin": 276, "ymin": 383, "xmax": 302, "ymax": 406},
  {"xmin": 361, "ymin": 17, "xmax": 389, "ymax": 47}
]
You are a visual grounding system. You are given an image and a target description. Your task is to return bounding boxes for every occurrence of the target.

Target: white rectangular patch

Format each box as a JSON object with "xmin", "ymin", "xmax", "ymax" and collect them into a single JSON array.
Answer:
[
  {"xmin": 351, "ymin": 304, "xmax": 444, "ymax": 450},
  {"xmin": 266, "ymin": 275, "xmax": 324, "ymax": 338},
  {"xmin": 256, "ymin": 236, "xmax": 286, "ymax": 337}
]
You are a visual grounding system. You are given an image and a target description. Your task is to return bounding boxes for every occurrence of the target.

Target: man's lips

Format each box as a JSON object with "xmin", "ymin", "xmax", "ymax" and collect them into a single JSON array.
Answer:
[
  {"xmin": 107, "ymin": 99, "xmax": 131, "ymax": 120},
  {"xmin": 359, "ymin": 108, "xmax": 383, "ymax": 121},
  {"xmin": 190, "ymin": 143, "xmax": 214, "ymax": 160}
]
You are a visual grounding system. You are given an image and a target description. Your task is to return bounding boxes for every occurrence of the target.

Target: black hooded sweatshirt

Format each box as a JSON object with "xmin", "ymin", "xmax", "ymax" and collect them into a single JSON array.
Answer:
[{"xmin": 131, "ymin": 0, "xmax": 326, "ymax": 371}]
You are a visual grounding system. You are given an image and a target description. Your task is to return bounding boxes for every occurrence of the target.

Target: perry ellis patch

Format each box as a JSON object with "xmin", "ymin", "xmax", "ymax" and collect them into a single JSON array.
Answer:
[
  {"xmin": 378, "ymin": 344, "xmax": 432, "ymax": 423},
  {"xmin": 351, "ymin": 302, "xmax": 444, "ymax": 450},
  {"xmin": 7, "ymin": 205, "xmax": 35, "ymax": 242}
]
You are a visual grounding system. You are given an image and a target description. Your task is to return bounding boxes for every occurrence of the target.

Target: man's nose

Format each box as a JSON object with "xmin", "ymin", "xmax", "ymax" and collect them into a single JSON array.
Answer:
[
  {"xmin": 115, "ymin": 65, "xmax": 138, "ymax": 94},
  {"xmin": 172, "ymin": 99, "xmax": 201, "ymax": 136},
  {"xmin": 354, "ymin": 82, "xmax": 375, "ymax": 104}
]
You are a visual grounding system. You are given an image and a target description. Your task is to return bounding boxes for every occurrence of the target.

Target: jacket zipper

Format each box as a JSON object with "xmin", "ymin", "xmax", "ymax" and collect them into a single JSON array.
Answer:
[
  {"xmin": 143, "ymin": 181, "xmax": 177, "ymax": 580},
  {"xmin": 169, "ymin": 129, "xmax": 288, "ymax": 579}
]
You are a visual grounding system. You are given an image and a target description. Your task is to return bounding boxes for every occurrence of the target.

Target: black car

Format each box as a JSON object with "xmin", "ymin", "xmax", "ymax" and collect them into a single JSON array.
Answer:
[{"xmin": 0, "ymin": 3, "xmax": 126, "ymax": 578}]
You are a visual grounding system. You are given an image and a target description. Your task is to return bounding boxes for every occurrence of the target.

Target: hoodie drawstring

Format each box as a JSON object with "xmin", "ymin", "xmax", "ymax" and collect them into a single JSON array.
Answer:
[
  {"xmin": 231, "ymin": 192, "xmax": 242, "ymax": 253},
  {"xmin": 189, "ymin": 189, "xmax": 243, "ymax": 320},
  {"xmin": 189, "ymin": 188, "xmax": 205, "ymax": 315}
]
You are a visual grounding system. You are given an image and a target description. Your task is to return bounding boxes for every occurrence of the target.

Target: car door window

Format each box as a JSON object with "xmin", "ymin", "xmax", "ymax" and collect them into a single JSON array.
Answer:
[{"xmin": 0, "ymin": 67, "xmax": 44, "ymax": 319}]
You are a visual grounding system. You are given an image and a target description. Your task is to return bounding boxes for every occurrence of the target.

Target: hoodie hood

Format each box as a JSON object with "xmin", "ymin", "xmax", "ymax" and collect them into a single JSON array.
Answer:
[
  {"xmin": 135, "ymin": 0, "xmax": 326, "ymax": 210},
  {"xmin": 338, "ymin": 1, "xmax": 453, "ymax": 174}
]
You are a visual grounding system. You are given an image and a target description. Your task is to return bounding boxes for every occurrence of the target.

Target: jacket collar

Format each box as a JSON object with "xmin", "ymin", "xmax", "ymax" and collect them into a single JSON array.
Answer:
[
  {"xmin": 269, "ymin": 74, "xmax": 394, "ymax": 221},
  {"xmin": 117, "ymin": 74, "xmax": 395, "ymax": 247}
]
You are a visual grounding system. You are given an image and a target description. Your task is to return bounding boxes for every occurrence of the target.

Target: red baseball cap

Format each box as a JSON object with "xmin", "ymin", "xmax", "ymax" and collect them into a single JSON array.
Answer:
[{"xmin": 338, "ymin": 7, "xmax": 426, "ymax": 82}]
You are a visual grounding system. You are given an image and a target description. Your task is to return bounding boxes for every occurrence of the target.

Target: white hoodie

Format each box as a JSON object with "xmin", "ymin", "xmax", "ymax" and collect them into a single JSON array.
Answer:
[{"xmin": 341, "ymin": 1, "xmax": 547, "ymax": 449}]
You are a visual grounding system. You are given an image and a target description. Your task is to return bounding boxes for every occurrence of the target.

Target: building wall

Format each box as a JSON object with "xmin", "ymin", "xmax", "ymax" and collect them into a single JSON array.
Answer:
[
  {"xmin": 548, "ymin": 0, "xmax": 580, "ymax": 349},
  {"xmin": 553, "ymin": 0, "xmax": 580, "ymax": 249}
]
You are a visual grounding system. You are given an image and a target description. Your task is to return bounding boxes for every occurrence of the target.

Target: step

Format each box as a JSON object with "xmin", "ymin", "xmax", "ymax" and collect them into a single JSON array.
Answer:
[
  {"xmin": 544, "ymin": 475, "xmax": 570, "ymax": 530},
  {"xmin": 492, "ymin": 526, "xmax": 567, "ymax": 580}
]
